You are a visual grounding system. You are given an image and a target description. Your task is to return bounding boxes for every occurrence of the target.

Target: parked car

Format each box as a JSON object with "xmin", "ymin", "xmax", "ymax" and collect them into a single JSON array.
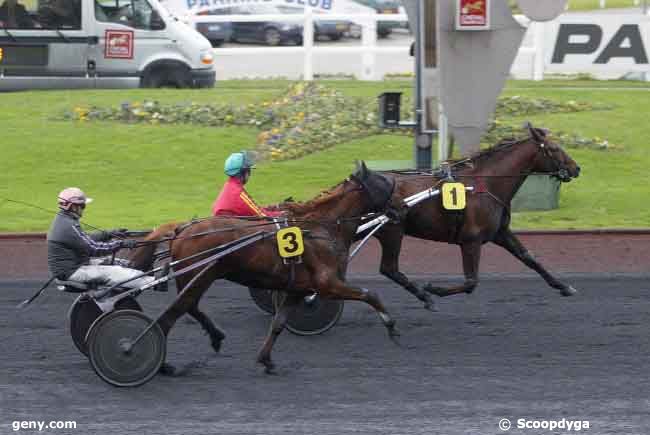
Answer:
[
  {"xmin": 277, "ymin": 6, "xmax": 349, "ymax": 41},
  {"xmin": 202, "ymin": 5, "xmax": 302, "ymax": 46},
  {"xmin": 195, "ymin": 5, "xmax": 349, "ymax": 46},
  {"xmin": 195, "ymin": 11, "xmax": 232, "ymax": 47},
  {"xmin": 351, "ymin": 0, "xmax": 402, "ymax": 38}
]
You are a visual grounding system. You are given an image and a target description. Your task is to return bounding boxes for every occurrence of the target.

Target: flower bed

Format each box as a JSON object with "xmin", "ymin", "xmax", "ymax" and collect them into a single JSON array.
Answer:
[{"xmin": 66, "ymin": 83, "xmax": 619, "ymax": 161}]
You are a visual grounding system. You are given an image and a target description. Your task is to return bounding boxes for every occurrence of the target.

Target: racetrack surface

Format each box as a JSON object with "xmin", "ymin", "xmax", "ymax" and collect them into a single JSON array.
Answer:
[{"xmin": 1, "ymin": 276, "xmax": 649, "ymax": 435}]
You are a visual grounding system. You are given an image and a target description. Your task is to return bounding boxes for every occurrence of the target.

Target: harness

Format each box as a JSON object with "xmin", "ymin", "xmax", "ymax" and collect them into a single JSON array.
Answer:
[{"xmin": 378, "ymin": 135, "xmax": 572, "ymax": 243}]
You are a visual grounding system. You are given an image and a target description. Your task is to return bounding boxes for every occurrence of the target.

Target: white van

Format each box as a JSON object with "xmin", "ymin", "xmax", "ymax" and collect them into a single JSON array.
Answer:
[{"xmin": 0, "ymin": 0, "xmax": 215, "ymax": 90}]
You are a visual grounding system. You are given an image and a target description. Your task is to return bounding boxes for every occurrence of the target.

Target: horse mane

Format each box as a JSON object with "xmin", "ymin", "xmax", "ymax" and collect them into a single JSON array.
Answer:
[
  {"xmin": 280, "ymin": 180, "xmax": 348, "ymax": 217},
  {"xmin": 445, "ymin": 136, "xmax": 527, "ymax": 170}
]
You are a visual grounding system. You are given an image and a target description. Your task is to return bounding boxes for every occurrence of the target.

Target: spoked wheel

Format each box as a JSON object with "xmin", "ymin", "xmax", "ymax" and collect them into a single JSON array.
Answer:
[
  {"xmin": 249, "ymin": 287, "xmax": 274, "ymax": 314},
  {"xmin": 272, "ymin": 291, "xmax": 344, "ymax": 336},
  {"xmin": 86, "ymin": 309, "xmax": 166, "ymax": 388},
  {"xmin": 68, "ymin": 294, "xmax": 142, "ymax": 356}
]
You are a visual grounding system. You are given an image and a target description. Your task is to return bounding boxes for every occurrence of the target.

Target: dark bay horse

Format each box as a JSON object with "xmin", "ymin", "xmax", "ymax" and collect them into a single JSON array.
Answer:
[
  {"xmin": 131, "ymin": 163, "xmax": 396, "ymax": 373},
  {"xmin": 371, "ymin": 124, "xmax": 581, "ymax": 310}
]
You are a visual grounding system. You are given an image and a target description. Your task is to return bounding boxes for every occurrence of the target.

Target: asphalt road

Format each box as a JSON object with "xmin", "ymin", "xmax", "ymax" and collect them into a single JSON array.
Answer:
[{"xmin": 1, "ymin": 276, "xmax": 649, "ymax": 435}]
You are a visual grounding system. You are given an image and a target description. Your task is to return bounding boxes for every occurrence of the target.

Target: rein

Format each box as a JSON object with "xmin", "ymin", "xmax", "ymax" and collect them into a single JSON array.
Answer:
[
  {"xmin": 138, "ymin": 212, "xmax": 389, "ymax": 247},
  {"xmin": 140, "ymin": 172, "xmax": 394, "ymax": 247}
]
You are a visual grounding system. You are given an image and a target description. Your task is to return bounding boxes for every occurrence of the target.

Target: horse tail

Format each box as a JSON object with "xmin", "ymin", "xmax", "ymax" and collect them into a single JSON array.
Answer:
[{"xmin": 129, "ymin": 221, "xmax": 180, "ymax": 271}]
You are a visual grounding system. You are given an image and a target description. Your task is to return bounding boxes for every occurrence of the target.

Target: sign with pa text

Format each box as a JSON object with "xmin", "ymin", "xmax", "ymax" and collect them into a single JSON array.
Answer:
[
  {"xmin": 546, "ymin": 14, "xmax": 649, "ymax": 73},
  {"xmin": 456, "ymin": 0, "xmax": 490, "ymax": 31}
]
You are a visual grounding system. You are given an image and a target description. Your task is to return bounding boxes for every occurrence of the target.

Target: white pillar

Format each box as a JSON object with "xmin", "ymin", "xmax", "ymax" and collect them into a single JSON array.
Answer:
[
  {"xmin": 438, "ymin": 103, "xmax": 449, "ymax": 161},
  {"xmin": 600, "ymin": 0, "xmax": 606, "ymax": 8},
  {"xmin": 533, "ymin": 21, "xmax": 546, "ymax": 81},
  {"xmin": 303, "ymin": 7, "xmax": 314, "ymax": 81},
  {"xmin": 360, "ymin": 16, "xmax": 378, "ymax": 80}
]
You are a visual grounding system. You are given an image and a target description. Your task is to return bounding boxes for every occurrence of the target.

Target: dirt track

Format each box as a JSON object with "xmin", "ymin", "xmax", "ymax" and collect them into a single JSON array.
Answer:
[
  {"xmin": 2, "ymin": 276, "xmax": 650, "ymax": 435},
  {"xmin": 2, "ymin": 231, "xmax": 650, "ymax": 279}
]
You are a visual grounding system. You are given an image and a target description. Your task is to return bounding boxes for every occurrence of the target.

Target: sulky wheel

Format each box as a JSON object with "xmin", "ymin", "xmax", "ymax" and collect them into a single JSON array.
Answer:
[
  {"xmin": 86, "ymin": 309, "xmax": 166, "ymax": 388},
  {"xmin": 272, "ymin": 292, "xmax": 344, "ymax": 336},
  {"xmin": 249, "ymin": 287, "xmax": 275, "ymax": 314},
  {"xmin": 68, "ymin": 294, "xmax": 142, "ymax": 356}
]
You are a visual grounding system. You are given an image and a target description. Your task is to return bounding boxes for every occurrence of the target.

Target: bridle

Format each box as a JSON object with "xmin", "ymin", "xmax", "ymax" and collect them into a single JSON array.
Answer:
[
  {"xmin": 536, "ymin": 139, "xmax": 571, "ymax": 181},
  {"xmin": 349, "ymin": 172, "xmax": 395, "ymax": 212}
]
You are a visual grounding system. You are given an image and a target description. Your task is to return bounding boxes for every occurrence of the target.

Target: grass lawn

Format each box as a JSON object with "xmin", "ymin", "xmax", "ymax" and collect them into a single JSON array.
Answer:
[
  {"xmin": 1, "ymin": 79, "xmax": 649, "ymax": 232},
  {"xmin": 566, "ymin": 0, "xmax": 643, "ymax": 10}
]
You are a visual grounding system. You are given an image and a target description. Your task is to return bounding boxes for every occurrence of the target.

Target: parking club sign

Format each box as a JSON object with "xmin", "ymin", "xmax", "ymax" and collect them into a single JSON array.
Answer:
[{"xmin": 456, "ymin": 0, "xmax": 490, "ymax": 30}]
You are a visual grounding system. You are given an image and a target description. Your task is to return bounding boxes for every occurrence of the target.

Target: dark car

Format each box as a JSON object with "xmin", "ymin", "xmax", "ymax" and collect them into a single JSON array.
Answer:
[
  {"xmin": 195, "ymin": 11, "xmax": 233, "ymax": 47},
  {"xmin": 351, "ymin": 0, "xmax": 401, "ymax": 38},
  {"xmin": 214, "ymin": 5, "xmax": 303, "ymax": 46},
  {"xmin": 277, "ymin": 6, "xmax": 349, "ymax": 41}
]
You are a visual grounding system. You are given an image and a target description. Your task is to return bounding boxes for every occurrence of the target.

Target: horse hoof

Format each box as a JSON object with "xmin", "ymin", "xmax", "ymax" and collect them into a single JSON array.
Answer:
[
  {"xmin": 211, "ymin": 339, "xmax": 223, "ymax": 354},
  {"xmin": 388, "ymin": 329, "xmax": 402, "ymax": 347},
  {"xmin": 263, "ymin": 363, "xmax": 277, "ymax": 375},
  {"xmin": 158, "ymin": 362, "xmax": 176, "ymax": 376},
  {"xmin": 423, "ymin": 283, "xmax": 437, "ymax": 295},
  {"xmin": 561, "ymin": 286, "xmax": 578, "ymax": 297},
  {"xmin": 421, "ymin": 294, "xmax": 438, "ymax": 312}
]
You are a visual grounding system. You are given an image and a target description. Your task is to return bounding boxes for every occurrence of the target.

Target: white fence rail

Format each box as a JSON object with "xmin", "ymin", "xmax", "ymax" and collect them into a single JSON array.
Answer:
[
  {"xmin": 190, "ymin": 12, "xmax": 552, "ymax": 81},
  {"xmin": 192, "ymin": 11, "xmax": 411, "ymax": 80}
]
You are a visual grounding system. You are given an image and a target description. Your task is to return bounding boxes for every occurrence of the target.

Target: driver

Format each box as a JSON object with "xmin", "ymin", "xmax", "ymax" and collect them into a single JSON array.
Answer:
[
  {"xmin": 47, "ymin": 187, "xmax": 156, "ymax": 290},
  {"xmin": 211, "ymin": 151, "xmax": 284, "ymax": 218},
  {"xmin": 0, "ymin": 0, "xmax": 38, "ymax": 28}
]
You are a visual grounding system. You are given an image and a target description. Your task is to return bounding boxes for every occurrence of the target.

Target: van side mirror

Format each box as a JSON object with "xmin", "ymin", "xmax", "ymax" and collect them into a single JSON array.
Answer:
[{"xmin": 150, "ymin": 10, "xmax": 165, "ymax": 30}]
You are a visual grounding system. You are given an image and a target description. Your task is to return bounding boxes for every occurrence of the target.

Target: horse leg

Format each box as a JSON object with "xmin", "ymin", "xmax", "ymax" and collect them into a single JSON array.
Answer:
[
  {"xmin": 322, "ymin": 280, "xmax": 400, "ymax": 341},
  {"xmin": 256, "ymin": 292, "xmax": 302, "ymax": 374},
  {"xmin": 188, "ymin": 304, "xmax": 226, "ymax": 354},
  {"xmin": 156, "ymin": 271, "xmax": 218, "ymax": 375},
  {"xmin": 493, "ymin": 228, "xmax": 577, "ymax": 296},
  {"xmin": 376, "ymin": 228, "xmax": 436, "ymax": 311},
  {"xmin": 424, "ymin": 240, "xmax": 481, "ymax": 297}
]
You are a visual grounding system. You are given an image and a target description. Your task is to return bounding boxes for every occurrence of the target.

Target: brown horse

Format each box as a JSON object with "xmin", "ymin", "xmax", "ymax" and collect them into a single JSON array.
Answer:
[
  {"xmin": 131, "ymin": 163, "xmax": 396, "ymax": 373},
  {"xmin": 370, "ymin": 124, "xmax": 581, "ymax": 310}
]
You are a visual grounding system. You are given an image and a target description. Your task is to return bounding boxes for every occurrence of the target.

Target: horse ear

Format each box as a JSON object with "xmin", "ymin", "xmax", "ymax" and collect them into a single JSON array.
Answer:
[
  {"xmin": 525, "ymin": 122, "xmax": 544, "ymax": 144},
  {"xmin": 358, "ymin": 160, "xmax": 368, "ymax": 178}
]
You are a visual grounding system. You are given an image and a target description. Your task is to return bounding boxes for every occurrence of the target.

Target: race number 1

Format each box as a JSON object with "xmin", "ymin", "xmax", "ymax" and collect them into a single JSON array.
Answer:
[
  {"xmin": 442, "ymin": 182, "xmax": 467, "ymax": 210},
  {"xmin": 276, "ymin": 227, "xmax": 305, "ymax": 258}
]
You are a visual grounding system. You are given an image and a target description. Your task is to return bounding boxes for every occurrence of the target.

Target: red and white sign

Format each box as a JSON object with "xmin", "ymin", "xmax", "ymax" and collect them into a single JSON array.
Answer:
[
  {"xmin": 104, "ymin": 30, "xmax": 134, "ymax": 59},
  {"xmin": 456, "ymin": 0, "xmax": 490, "ymax": 31}
]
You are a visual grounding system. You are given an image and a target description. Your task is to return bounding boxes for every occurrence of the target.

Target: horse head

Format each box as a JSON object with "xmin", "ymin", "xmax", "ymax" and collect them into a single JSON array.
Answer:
[
  {"xmin": 351, "ymin": 161, "xmax": 395, "ymax": 212},
  {"xmin": 526, "ymin": 123, "xmax": 581, "ymax": 182}
]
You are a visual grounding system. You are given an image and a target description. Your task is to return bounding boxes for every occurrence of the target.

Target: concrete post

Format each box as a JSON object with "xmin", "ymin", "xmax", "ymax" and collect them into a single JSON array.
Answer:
[
  {"xmin": 361, "ymin": 16, "xmax": 377, "ymax": 80},
  {"xmin": 303, "ymin": 7, "xmax": 314, "ymax": 81}
]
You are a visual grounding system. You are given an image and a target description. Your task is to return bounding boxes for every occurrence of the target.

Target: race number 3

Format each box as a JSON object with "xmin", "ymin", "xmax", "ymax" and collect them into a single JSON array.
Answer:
[
  {"xmin": 442, "ymin": 182, "xmax": 467, "ymax": 210},
  {"xmin": 276, "ymin": 227, "xmax": 305, "ymax": 258}
]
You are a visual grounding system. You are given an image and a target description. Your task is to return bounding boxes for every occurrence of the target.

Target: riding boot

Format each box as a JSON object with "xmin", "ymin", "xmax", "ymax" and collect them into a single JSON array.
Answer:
[{"xmin": 154, "ymin": 263, "xmax": 170, "ymax": 292}]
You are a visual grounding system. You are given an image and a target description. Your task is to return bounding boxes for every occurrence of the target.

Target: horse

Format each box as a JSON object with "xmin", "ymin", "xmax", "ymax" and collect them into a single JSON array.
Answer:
[
  {"xmin": 130, "ymin": 162, "xmax": 397, "ymax": 374},
  {"xmin": 370, "ymin": 124, "xmax": 581, "ymax": 310}
]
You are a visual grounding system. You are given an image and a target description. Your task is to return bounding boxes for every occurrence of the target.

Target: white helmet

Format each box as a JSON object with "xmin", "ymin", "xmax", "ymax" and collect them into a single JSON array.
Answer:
[{"xmin": 58, "ymin": 187, "xmax": 93, "ymax": 211}]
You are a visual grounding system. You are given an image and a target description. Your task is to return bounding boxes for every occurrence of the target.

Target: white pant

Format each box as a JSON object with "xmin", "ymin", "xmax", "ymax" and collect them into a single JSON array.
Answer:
[{"xmin": 68, "ymin": 265, "xmax": 155, "ymax": 289}]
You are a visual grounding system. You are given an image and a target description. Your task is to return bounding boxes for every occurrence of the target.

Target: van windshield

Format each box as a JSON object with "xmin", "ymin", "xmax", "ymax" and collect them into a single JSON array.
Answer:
[{"xmin": 95, "ymin": 0, "xmax": 158, "ymax": 29}]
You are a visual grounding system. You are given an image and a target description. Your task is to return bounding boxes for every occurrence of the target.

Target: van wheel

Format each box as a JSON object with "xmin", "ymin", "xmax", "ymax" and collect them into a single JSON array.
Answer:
[{"xmin": 143, "ymin": 66, "xmax": 191, "ymax": 88}]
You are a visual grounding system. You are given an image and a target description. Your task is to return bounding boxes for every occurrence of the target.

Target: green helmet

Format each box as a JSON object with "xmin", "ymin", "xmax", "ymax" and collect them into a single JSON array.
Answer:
[{"xmin": 224, "ymin": 151, "xmax": 254, "ymax": 176}]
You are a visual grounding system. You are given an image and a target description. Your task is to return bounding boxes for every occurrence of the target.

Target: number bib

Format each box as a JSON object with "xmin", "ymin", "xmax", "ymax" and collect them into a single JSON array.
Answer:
[
  {"xmin": 276, "ymin": 227, "xmax": 305, "ymax": 258},
  {"xmin": 441, "ymin": 182, "xmax": 467, "ymax": 210}
]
